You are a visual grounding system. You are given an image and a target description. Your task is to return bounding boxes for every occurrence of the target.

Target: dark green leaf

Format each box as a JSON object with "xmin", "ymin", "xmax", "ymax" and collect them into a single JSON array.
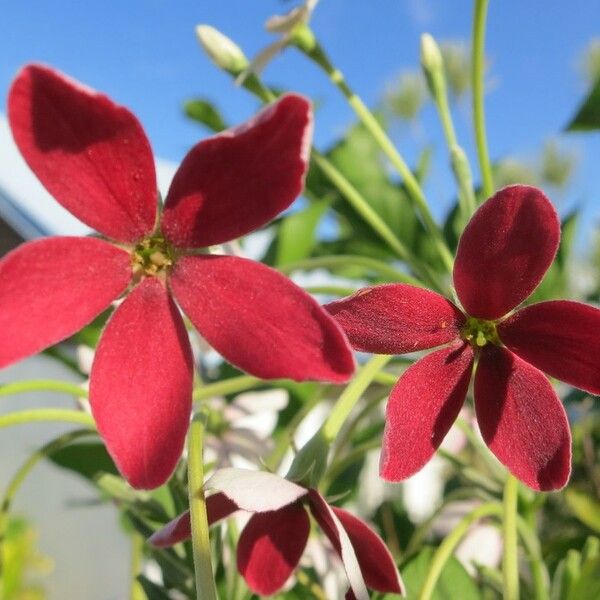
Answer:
[
  {"xmin": 47, "ymin": 441, "xmax": 118, "ymax": 481},
  {"xmin": 184, "ymin": 98, "xmax": 227, "ymax": 132},
  {"xmin": 566, "ymin": 78, "xmax": 600, "ymax": 131}
]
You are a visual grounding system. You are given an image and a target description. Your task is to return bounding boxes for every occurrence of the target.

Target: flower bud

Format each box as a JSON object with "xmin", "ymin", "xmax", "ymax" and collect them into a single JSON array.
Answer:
[
  {"xmin": 196, "ymin": 25, "xmax": 249, "ymax": 75},
  {"xmin": 420, "ymin": 33, "xmax": 445, "ymax": 101}
]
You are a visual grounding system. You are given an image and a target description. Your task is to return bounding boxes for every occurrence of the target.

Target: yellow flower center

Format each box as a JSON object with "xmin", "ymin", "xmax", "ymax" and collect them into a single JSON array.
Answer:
[
  {"xmin": 460, "ymin": 316, "xmax": 501, "ymax": 348},
  {"xmin": 131, "ymin": 236, "xmax": 174, "ymax": 276}
]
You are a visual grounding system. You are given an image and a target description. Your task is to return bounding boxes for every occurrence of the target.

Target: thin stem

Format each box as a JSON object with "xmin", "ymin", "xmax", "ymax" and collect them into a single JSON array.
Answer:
[
  {"xmin": 192, "ymin": 375, "xmax": 261, "ymax": 402},
  {"xmin": 187, "ymin": 414, "xmax": 218, "ymax": 600},
  {"xmin": 130, "ymin": 533, "xmax": 145, "ymax": 600},
  {"xmin": 279, "ymin": 254, "xmax": 422, "ymax": 287},
  {"xmin": 0, "ymin": 409, "xmax": 95, "ymax": 430},
  {"xmin": 516, "ymin": 516, "xmax": 549, "ymax": 600},
  {"xmin": 303, "ymin": 285, "xmax": 358, "ymax": 296},
  {"xmin": 472, "ymin": 0, "xmax": 494, "ymax": 197},
  {"xmin": 503, "ymin": 475, "xmax": 520, "ymax": 600},
  {"xmin": 0, "ymin": 379, "xmax": 88, "ymax": 399},
  {"xmin": 293, "ymin": 26, "xmax": 454, "ymax": 272},
  {"xmin": 322, "ymin": 354, "xmax": 392, "ymax": 442},
  {"xmin": 419, "ymin": 502, "xmax": 502, "ymax": 600},
  {"xmin": 312, "ymin": 151, "xmax": 444, "ymax": 291}
]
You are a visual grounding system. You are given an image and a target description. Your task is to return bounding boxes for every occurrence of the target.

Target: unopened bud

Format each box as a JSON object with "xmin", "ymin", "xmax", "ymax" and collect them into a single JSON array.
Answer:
[
  {"xmin": 196, "ymin": 25, "xmax": 249, "ymax": 75},
  {"xmin": 420, "ymin": 33, "xmax": 445, "ymax": 101}
]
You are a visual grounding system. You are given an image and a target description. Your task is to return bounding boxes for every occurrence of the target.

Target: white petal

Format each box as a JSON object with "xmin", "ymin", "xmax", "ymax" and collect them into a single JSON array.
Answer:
[{"xmin": 205, "ymin": 468, "xmax": 307, "ymax": 512}]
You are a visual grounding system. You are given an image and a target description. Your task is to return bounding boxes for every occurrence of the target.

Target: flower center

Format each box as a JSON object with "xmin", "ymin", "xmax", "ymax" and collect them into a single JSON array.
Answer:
[
  {"xmin": 131, "ymin": 236, "xmax": 174, "ymax": 276},
  {"xmin": 460, "ymin": 316, "xmax": 501, "ymax": 348}
]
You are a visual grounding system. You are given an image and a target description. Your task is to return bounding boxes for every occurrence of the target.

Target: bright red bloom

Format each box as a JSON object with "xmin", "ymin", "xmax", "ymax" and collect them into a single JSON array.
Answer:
[
  {"xmin": 326, "ymin": 185, "xmax": 600, "ymax": 491},
  {"xmin": 149, "ymin": 468, "xmax": 404, "ymax": 599},
  {"xmin": 0, "ymin": 65, "xmax": 354, "ymax": 489}
]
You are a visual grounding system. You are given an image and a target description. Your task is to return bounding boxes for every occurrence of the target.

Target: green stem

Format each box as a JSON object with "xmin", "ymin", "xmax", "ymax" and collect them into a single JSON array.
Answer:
[
  {"xmin": 192, "ymin": 375, "xmax": 261, "ymax": 402},
  {"xmin": 0, "ymin": 429, "xmax": 93, "ymax": 555},
  {"xmin": 237, "ymin": 61, "xmax": 445, "ymax": 292},
  {"xmin": 503, "ymin": 475, "xmax": 520, "ymax": 600},
  {"xmin": 293, "ymin": 26, "xmax": 454, "ymax": 273},
  {"xmin": 322, "ymin": 354, "xmax": 392, "ymax": 442},
  {"xmin": 311, "ymin": 151, "xmax": 444, "ymax": 291},
  {"xmin": 303, "ymin": 285, "xmax": 358, "ymax": 296},
  {"xmin": 0, "ymin": 379, "xmax": 88, "ymax": 398},
  {"xmin": 516, "ymin": 516, "xmax": 549, "ymax": 600},
  {"xmin": 0, "ymin": 409, "xmax": 95, "ymax": 430},
  {"xmin": 472, "ymin": 0, "xmax": 494, "ymax": 197},
  {"xmin": 130, "ymin": 533, "xmax": 145, "ymax": 600},
  {"xmin": 279, "ymin": 254, "xmax": 422, "ymax": 287},
  {"xmin": 187, "ymin": 414, "xmax": 218, "ymax": 600},
  {"xmin": 419, "ymin": 502, "xmax": 502, "ymax": 600}
]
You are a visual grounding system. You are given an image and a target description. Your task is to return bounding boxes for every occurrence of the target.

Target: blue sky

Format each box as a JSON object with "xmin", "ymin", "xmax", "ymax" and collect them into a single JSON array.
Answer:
[{"xmin": 1, "ymin": 0, "xmax": 599, "ymax": 246}]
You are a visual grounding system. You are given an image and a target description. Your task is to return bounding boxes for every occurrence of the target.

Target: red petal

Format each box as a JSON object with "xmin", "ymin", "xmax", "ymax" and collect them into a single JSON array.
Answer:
[
  {"xmin": 453, "ymin": 185, "xmax": 560, "ymax": 319},
  {"xmin": 498, "ymin": 300, "xmax": 600, "ymax": 395},
  {"xmin": 325, "ymin": 284, "xmax": 464, "ymax": 354},
  {"xmin": 90, "ymin": 278, "xmax": 193, "ymax": 489},
  {"xmin": 8, "ymin": 64, "xmax": 157, "ymax": 242},
  {"xmin": 332, "ymin": 507, "xmax": 404, "ymax": 595},
  {"xmin": 162, "ymin": 94, "xmax": 312, "ymax": 248},
  {"xmin": 0, "ymin": 237, "xmax": 131, "ymax": 369},
  {"xmin": 169, "ymin": 255, "xmax": 354, "ymax": 382},
  {"xmin": 307, "ymin": 490, "xmax": 369, "ymax": 600},
  {"xmin": 380, "ymin": 343, "xmax": 474, "ymax": 481},
  {"xmin": 237, "ymin": 504, "xmax": 310, "ymax": 595},
  {"xmin": 474, "ymin": 345, "xmax": 571, "ymax": 491},
  {"xmin": 148, "ymin": 493, "xmax": 239, "ymax": 547}
]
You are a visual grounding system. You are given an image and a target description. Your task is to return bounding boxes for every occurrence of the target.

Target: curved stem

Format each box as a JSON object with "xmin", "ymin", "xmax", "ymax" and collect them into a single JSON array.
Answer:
[
  {"xmin": 293, "ymin": 26, "xmax": 453, "ymax": 273},
  {"xmin": 0, "ymin": 379, "xmax": 88, "ymax": 399},
  {"xmin": 503, "ymin": 475, "xmax": 520, "ymax": 600},
  {"xmin": 303, "ymin": 285, "xmax": 358, "ymax": 296},
  {"xmin": 187, "ymin": 414, "xmax": 218, "ymax": 600},
  {"xmin": 192, "ymin": 375, "xmax": 261, "ymax": 402},
  {"xmin": 322, "ymin": 354, "xmax": 392, "ymax": 442},
  {"xmin": 419, "ymin": 502, "xmax": 502, "ymax": 600},
  {"xmin": 472, "ymin": 0, "xmax": 494, "ymax": 197},
  {"xmin": 279, "ymin": 254, "xmax": 422, "ymax": 287},
  {"xmin": 0, "ymin": 409, "xmax": 95, "ymax": 430}
]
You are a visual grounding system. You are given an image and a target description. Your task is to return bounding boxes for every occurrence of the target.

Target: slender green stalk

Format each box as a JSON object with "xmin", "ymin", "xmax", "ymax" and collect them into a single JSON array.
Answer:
[
  {"xmin": 503, "ymin": 475, "xmax": 520, "ymax": 600},
  {"xmin": 235, "ymin": 59, "xmax": 445, "ymax": 290},
  {"xmin": 311, "ymin": 151, "xmax": 444, "ymax": 291},
  {"xmin": 0, "ymin": 379, "xmax": 88, "ymax": 399},
  {"xmin": 516, "ymin": 516, "xmax": 549, "ymax": 600},
  {"xmin": 192, "ymin": 375, "xmax": 261, "ymax": 402},
  {"xmin": 187, "ymin": 414, "xmax": 218, "ymax": 600},
  {"xmin": 322, "ymin": 354, "xmax": 392, "ymax": 442},
  {"xmin": 279, "ymin": 254, "xmax": 422, "ymax": 287},
  {"xmin": 0, "ymin": 409, "xmax": 95, "ymax": 430},
  {"xmin": 303, "ymin": 285, "xmax": 358, "ymax": 296},
  {"xmin": 292, "ymin": 26, "xmax": 453, "ymax": 272},
  {"xmin": 130, "ymin": 533, "xmax": 145, "ymax": 600},
  {"xmin": 472, "ymin": 0, "xmax": 494, "ymax": 197},
  {"xmin": 419, "ymin": 502, "xmax": 502, "ymax": 600},
  {"xmin": 0, "ymin": 429, "xmax": 93, "ymax": 556}
]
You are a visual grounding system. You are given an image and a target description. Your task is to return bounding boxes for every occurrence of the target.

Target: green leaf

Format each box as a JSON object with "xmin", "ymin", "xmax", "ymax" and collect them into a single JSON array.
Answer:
[
  {"xmin": 184, "ymin": 98, "xmax": 227, "ymax": 132},
  {"xmin": 565, "ymin": 489, "xmax": 600, "ymax": 533},
  {"xmin": 568, "ymin": 557, "xmax": 600, "ymax": 600},
  {"xmin": 398, "ymin": 547, "xmax": 481, "ymax": 599},
  {"xmin": 566, "ymin": 77, "xmax": 600, "ymax": 131},
  {"xmin": 275, "ymin": 200, "xmax": 330, "ymax": 266},
  {"xmin": 137, "ymin": 574, "xmax": 173, "ymax": 600},
  {"xmin": 47, "ymin": 441, "xmax": 118, "ymax": 481}
]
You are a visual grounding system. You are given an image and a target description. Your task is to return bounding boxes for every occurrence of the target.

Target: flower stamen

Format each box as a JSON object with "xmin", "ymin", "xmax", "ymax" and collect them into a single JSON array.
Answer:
[
  {"xmin": 131, "ymin": 236, "xmax": 174, "ymax": 276},
  {"xmin": 460, "ymin": 316, "xmax": 500, "ymax": 347}
]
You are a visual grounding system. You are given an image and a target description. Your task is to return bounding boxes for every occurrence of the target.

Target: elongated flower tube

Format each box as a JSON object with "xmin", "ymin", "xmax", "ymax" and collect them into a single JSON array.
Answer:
[
  {"xmin": 149, "ymin": 468, "xmax": 404, "ymax": 599},
  {"xmin": 326, "ymin": 185, "xmax": 600, "ymax": 491},
  {"xmin": 0, "ymin": 64, "xmax": 354, "ymax": 490}
]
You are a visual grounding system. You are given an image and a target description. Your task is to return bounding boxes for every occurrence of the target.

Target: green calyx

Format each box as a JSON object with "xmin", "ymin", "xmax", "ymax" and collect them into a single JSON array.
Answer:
[
  {"xmin": 461, "ymin": 316, "xmax": 501, "ymax": 348},
  {"xmin": 131, "ymin": 235, "xmax": 174, "ymax": 276}
]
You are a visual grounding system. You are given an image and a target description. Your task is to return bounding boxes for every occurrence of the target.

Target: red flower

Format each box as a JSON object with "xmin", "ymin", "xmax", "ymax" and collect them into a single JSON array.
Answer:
[
  {"xmin": 149, "ymin": 468, "xmax": 404, "ymax": 599},
  {"xmin": 326, "ymin": 185, "xmax": 600, "ymax": 491},
  {"xmin": 0, "ymin": 65, "xmax": 354, "ymax": 489}
]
